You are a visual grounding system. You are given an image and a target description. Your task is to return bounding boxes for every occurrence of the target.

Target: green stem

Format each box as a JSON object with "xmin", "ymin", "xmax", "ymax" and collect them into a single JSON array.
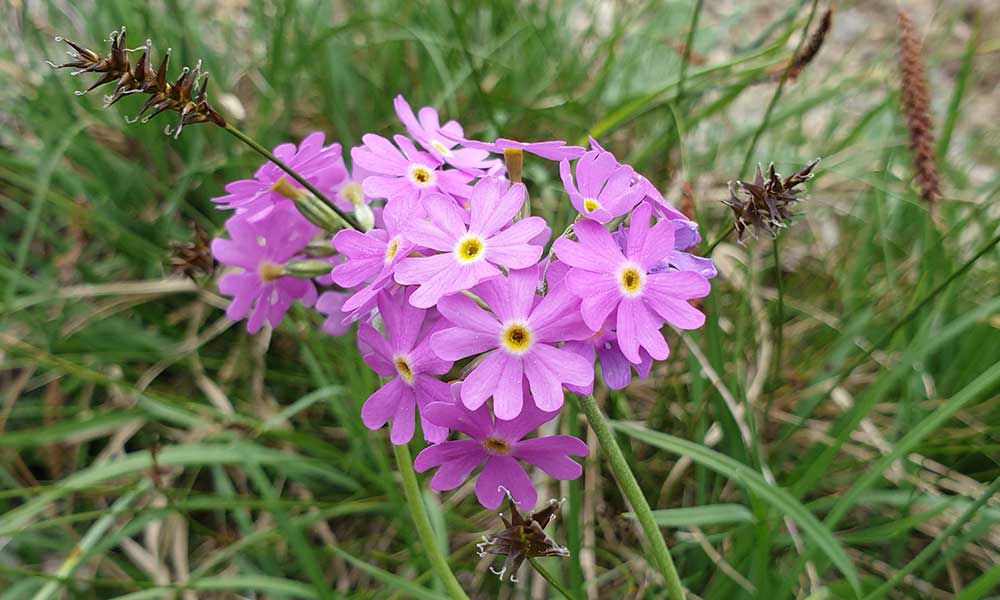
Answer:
[
  {"xmin": 527, "ymin": 558, "xmax": 575, "ymax": 600},
  {"xmin": 222, "ymin": 124, "xmax": 360, "ymax": 231},
  {"xmin": 771, "ymin": 234, "xmax": 784, "ymax": 380},
  {"xmin": 392, "ymin": 443, "xmax": 469, "ymax": 600},
  {"xmin": 576, "ymin": 393, "xmax": 684, "ymax": 600}
]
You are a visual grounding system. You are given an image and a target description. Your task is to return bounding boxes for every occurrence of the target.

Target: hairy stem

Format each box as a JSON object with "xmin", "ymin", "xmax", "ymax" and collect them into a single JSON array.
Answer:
[
  {"xmin": 392, "ymin": 443, "xmax": 469, "ymax": 600},
  {"xmin": 222, "ymin": 124, "xmax": 360, "ymax": 231},
  {"xmin": 576, "ymin": 393, "xmax": 684, "ymax": 600}
]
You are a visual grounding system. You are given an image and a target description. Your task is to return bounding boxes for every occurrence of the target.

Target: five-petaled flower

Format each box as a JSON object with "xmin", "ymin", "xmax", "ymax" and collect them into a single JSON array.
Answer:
[
  {"xmin": 431, "ymin": 265, "xmax": 593, "ymax": 419},
  {"xmin": 351, "ymin": 133, "xmax": 472, "ymax": 207},
  {"xmin": 415, "ymin": 387, "xmax": 588, "ymax": 509},
  {"xmin": 553, "ymin": 202, "xmax": 711, "ymax": 364},
  {"xmin": 357, "ymin": 288, "xmax": 452, "ymax": 444},
  {"xmin": 394, "ymin": 177, "xmax": 550, "ymax": 309},
  {"xmin": 211, "ymin": 205, "xmax": 318, "ymax": 333}
]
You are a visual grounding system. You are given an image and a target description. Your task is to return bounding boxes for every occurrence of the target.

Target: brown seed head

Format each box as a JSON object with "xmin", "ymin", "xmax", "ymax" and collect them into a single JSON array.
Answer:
[
  {"xmin": 49, "ymin": 27, "xmax": 226, "ymax": 137},
  {"xmin": 477, "ymin": 495, "xmax": 569, "ymax": 582},
  {"xmin": 721, "ymin": 159, "xmax": 819, "ymax": 242},
  {"xmin": 897, "ymin": 10, "xmax": 941, "ymax": 212}
]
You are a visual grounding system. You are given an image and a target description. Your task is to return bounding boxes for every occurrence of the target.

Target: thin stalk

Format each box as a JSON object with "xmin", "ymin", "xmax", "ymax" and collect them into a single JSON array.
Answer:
[
  {"xmin": 528, "ymin": 558, "xmax": 575, "ymax": 600},
  {"xmin": 677, "ymin": 0, "xmax": 704, "ymax": 101},
  {"xmin": 392, "ymin": 443, "xmax": 469, "ymax": 600},
  {"xmin": 222, "ymin": 124, "xmax": 360, "ymax": 231},
  {"xmin": 771, "ymin": 234, "xmax": 784, "ymax": 380},
  {"xmin": 576, "ymin": 393, "xmax": 684, "ymax": 600}
]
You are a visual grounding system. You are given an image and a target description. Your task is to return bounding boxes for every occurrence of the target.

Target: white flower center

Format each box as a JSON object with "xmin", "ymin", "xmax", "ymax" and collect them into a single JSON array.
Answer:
[
  {"xmin": 499, "ymin": 320, "xmax": 533, "ymax": 355},
  {"xmin": 454, "ymin": 234, "xmax": 487, "ymax": 264},
  {"xmin": 407, "ymin": 164, "xmax": 436, "ymax": 187},
  {"xmin": 393, "ymin": 354, "xmax": 415, "ymax": 384},
  {"xmin": 617, "ymin": 262, "xmax": 645, "ymax": 297}
]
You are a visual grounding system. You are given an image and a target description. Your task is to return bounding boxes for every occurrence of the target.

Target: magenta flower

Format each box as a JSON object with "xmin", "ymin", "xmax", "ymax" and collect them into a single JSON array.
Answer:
[
  {"xmin": 211, "ymin": 206, "xmax": 318, "ymax": 333},
  {"xmin": 357, "ymin": 289, "xmax": 452, "ymax": 444},
  {"xmin": 552, "ymin": 202, "xmax": 710, "ymax": 363},
  {"xmin": 393, "ymin": 95, "xmax": 498, "ymax": 174},
  {"xmin": 394, "ymin": 178, "xmax": 550, "ymax": 309},
  {"xmin": 331, "ymin": 199, "xmax": 415, "ymax": 314},
  {"xmin": 446, "ymin": 134, "xmax": 585, "ymax": 161},
  {"xmin": 414, "ymin": 388, "xmax": 588, "ymax": 509},
  {"xmin": 560, "ymin": 150, "xmax": 642, "ymax": 222},
  {"xmin": 430, "ymin": 265, "xmax": 593, "ymax": 419},
  {"xmin": 350, "ymin": 134, "xmax": 472, "ymax": 206},
  {"xmin": 212, "ymin": 131, "xmax": 347, "ymax": 216}
]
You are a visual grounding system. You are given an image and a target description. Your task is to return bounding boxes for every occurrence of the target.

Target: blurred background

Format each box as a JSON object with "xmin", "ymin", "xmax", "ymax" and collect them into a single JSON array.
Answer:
[{"xmin": 1, "ymin": 1, "xmax": 999, "ymax": 598}]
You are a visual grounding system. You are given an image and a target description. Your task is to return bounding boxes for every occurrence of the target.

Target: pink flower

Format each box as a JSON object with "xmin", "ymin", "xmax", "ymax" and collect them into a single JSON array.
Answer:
[
  {"xmin": 563, "ymin": 318, "xmax": 653, "ymax": 394},
  {"xmin": 331, "ymin": 199, "xmax": 415, "ymax": 314},
  {"xmin": 350, "ymin": 134, "xmax": 472, "ymax": 206},
  {"xmin": 212, "ymin": 132, "xmax": 347, "ymax": 217},
  {"xmin": 446, "ymin": 133, "xmax": 586, "ymax": 161},
  {"xmin": 560, "ymin": 150, "xmax": 643, "ymax": 222},
  {"xmin": 552, "ymin": 203, "xmax": 710, "ymax": 364},
  {"xmin": 393, "ymin": 95, "xmax": 498, "ymax": 174},
  {"xmin": 430, "ymin": 265, "xmax": 593, "ymax": 419},
  {"xmin": 358, "ymin": 289, "xmax": 452, "ymax": 444},
  {"xmin": 211, "ymin": 206, "xmax": 318, "ymax": 333},
  {"xmin": 394, "ymin": 178, "xmax": 550, "ymax": 309},
  {"xmin": 414, "ymin": 389, "xmax": 588, "ymax": 509}
]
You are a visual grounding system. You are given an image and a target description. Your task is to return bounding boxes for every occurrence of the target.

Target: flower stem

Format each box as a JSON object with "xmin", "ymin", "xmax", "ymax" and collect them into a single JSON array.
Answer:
[
  {"xmin": 221, "ymin": 123, "xmax": 361, "ymax": 231},
  {"xmin": 528, "ymin": 558, "xmax": 575, "ymax": 600},
  {"xmin": 392, "ymin": 443, "xmax": 469, "ymax": 600},
  {"xmin": 576, "ymin": 393, "xmax": 684, "ymax": 599}
]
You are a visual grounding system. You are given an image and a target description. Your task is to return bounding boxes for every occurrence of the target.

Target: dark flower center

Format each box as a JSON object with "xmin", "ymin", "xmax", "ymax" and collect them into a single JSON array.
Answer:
[
  {"xmin": 482, "ymin": 436, "xmax": 512, "ymax": 454},
  {"xmin": 394, "ymin": 355, "xmax": 415, "ymax": 384}
]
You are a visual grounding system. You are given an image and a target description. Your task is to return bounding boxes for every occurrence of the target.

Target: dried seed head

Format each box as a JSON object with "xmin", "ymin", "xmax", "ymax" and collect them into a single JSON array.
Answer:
[
  {"xmin": 787, "ymin": 8, "xmax": 832, "ymax": 81},
  {"xmin": 897, "ymin": 9, "xmax": 941, "ymax": 212},
  {"xmin": 721, "ymin": 159, "xmax": 819, "ymax": 242},
  {"xmin": 49, "ymin": 27, "xmax": 226, "ymax": 137},
  {"xmin": 476, "ymin": 494, "xmax": 569, "ymax": 582}
]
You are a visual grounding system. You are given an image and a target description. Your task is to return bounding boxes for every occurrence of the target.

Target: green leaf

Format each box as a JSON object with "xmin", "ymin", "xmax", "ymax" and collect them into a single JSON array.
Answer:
[
  {"xmin": 611, "ymin": 421, "xmax": 861, "ymax": 596},
  {"xmin": 629, "ymin": 504, "xmax": 755, "ymax": 528}
]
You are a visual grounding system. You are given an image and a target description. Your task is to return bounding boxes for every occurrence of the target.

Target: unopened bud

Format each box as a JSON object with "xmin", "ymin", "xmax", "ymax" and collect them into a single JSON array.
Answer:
[
  {"xmin": 503, "ymin": 148, "xmax": 523, "ymax": 184},
  {"xmin": 284, "ymin": 259, "xmax": 334, "ymax": 278},
  {"xmin": 354, "ymin": 202, "xmax": 375, "ymax": 231},
  {"xmin": 305, "ymin": 241, "xmax": 337, "ymax": 257},
  {"xmin": 291, "ymin": 192, "xmax": 349, "ymax": 233}
]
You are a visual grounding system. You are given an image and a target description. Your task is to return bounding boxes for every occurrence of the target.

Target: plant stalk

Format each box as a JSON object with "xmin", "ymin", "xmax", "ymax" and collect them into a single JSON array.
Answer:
[
  {"xmin": 576, "ymin": 393, "xmax": 684, "ymax": 600},
  {"xmin": 528, "ymin": 558, "xmax": 575, "ymax": 600},
  {"xmin": 222, "ymin": 124, "xmax": 360, "ymax": 231},
  {"xmin": 392, "ymin": 443, "xmax": 469, "ymax": 600}
]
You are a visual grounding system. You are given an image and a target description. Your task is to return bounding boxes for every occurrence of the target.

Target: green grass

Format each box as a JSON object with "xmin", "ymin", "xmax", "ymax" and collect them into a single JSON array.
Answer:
[{"xmin": 2, "ymin": 1, "xmax": 999, "ymax": 598}]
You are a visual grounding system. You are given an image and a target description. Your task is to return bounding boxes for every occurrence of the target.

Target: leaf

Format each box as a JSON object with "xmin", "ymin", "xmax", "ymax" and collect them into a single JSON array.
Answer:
[
  {"xmin": 612, "ymin": 421, "xmax": 861, "ymax": 596},
  {"xmin": 628, "ymin": 504, "xmax": 755, "ymax": 528}
]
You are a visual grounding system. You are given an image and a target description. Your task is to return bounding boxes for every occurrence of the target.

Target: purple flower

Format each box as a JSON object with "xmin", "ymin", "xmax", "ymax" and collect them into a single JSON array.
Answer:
[
  {"xmin": 357, "ymin": 289, "xmax": 452, "ymax": 444},
  {"xmin": 563, "ymin": 318, "xmax": 653, "ymax": 394},
  {"xmin": 212, "ymin": 132, "xmax": 347, "ymax": 217},
  {"xmin": 393, "ymin": 95, "xmax": 498, "ymax": 174},
  {"xmin": 331, "ymin": 199, "xmax": 415, "ymax": 314},
  {"xmin": 552, "ymin": 202, "xmax": 710, "ymax": 364},
  {"xmin": 446, "ymin": 134, "xmax": 586, "ymax": 161},
  {"xmin": 316, "ymin": 291, "xmax": 350, "ymax": 336},
  {"xmin": 211, "ymin": 206, "xmax": 318, "ymax": 333},
  {"xmin": 560, "ymin": 150, "xmax": 642, "ymax": 222},
  {"xmin": 414, "ymin": 389, "xmax": 588, "ymax": 509},
  {"xmin": 394, "ymin": 178, "xmax": 550, "ymax": 309},
  {"xmin": 351, "ymin": 134, "xmax": 472, "ymax": 206},
  {"xmin": 430, "ymin": 265, "xmax": 593, "ymax": 419}
]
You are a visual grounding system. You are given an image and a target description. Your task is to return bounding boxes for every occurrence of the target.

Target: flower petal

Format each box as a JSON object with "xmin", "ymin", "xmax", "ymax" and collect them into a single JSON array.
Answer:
[
  {"xmin": 514, "ymin": 435, "xmax": 588, "ymax": 479},
  {"xmin": 414, "ymin": 439, "xmax": 485, "ymax": 491},
  {"xmin": 475, "ymin": 456, "xmax": 536, "ymax": 510}
]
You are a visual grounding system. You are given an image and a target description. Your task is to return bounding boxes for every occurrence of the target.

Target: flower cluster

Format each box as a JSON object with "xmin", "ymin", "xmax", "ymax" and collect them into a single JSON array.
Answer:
[{"xmin": 208, "ymin": 95, "xmax": 715, "ymax": 510}]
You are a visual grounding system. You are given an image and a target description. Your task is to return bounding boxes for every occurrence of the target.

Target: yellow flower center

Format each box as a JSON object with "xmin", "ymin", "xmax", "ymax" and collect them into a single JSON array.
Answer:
[
  {"xmin": 385, "ymin": 237, "xmax": 400, "ymax": 262},
  {"xmin": 408, "ymin": 164, "xmax": 435, "ymax": 186},
  {"xmin": 393, "ymin": 355, "xmax": 415, "ymax": 384},
  {"xmin": 339, "ymin": 182, "xmax": 364, "ymax": 207},
  {"xmin": 499, "ymin": 321, "xmax": 533, "ymax": 355},
  {"xmin": 454, "ymin": 235, "xmax": 486, "ymax": 263},
  {"xmin": 257, "ymin": 260, "xmax": 285, "ymax": 283},
  {"xmin": 618, "ymin": 264, "xmax": 644, "ymax": 296},
  {"xmin": 430, "ymin": 140, "xmax": 453, "ymax": 157},
  {"xmin": 482, "ymin": 436, "xmax": 512, "ymax": 455},
  {"xmin": 270, "ymin": 176, "xmax": 308, "ymax": 201},
  {"xmin": 583, "ymin": 198, "xmax": 601, "ymax": 213}
]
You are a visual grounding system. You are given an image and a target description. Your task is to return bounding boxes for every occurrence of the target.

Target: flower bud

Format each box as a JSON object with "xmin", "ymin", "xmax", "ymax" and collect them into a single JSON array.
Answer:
[{"xmin": 284, "ymin": 259, "xmax": 334, "ymax": 278}]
